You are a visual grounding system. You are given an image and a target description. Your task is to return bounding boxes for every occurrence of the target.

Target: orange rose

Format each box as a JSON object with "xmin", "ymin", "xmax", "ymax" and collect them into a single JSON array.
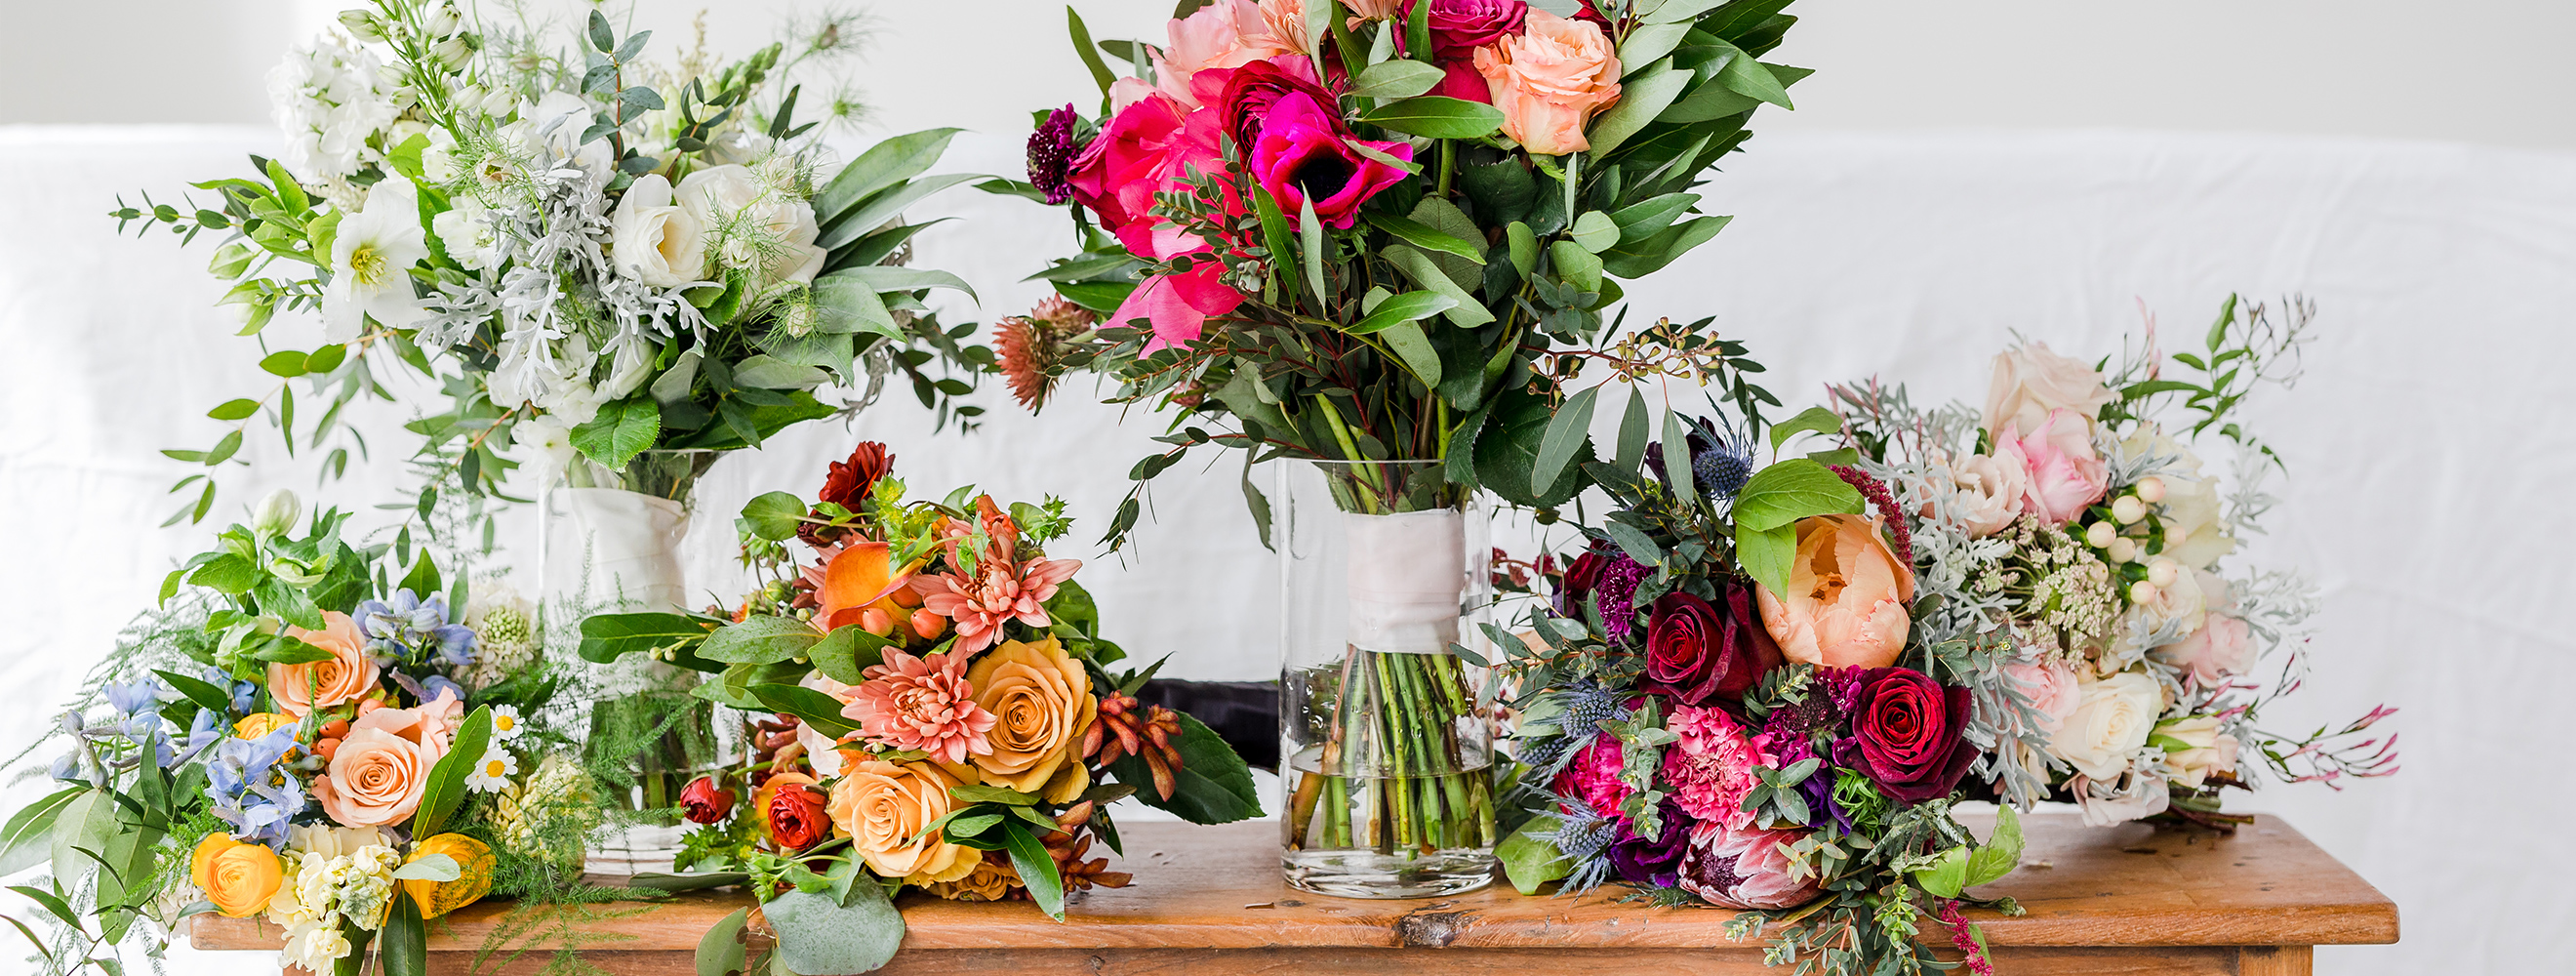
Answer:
[
  {"xmin": 309, "ymin": 698, "xmax": 450, "ymax": 827},
  {"xmin": 959, "ymin": 636, "xmax": 1096, "ymax": 802},
  {"xmin": 921, "ymin": 852, "xmax": 1020, "ymax": 901},
  {"xmin": 827, "ymin": 758, "xmax": 977, "ymax": 883},
  {"xmin": 1755, "ymin": 513, "xmax": 1916, "ymax": 670},
  {"xmin": 1473, "ymin": 10, "xmax": 1622, "ymax": 155},
  {"xmin": 189, "ymin": 834, "xmax": 283, "ymax": 918},
  {"xmin": 267, "ymin": 611, "xmax": 380, "ymax": 717}
]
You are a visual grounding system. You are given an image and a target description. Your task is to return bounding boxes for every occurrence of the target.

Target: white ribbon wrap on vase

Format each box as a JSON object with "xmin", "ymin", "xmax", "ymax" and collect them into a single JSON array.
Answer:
[
  {"xmin": 1344, "ymin": 508, "xmax": 1468, "ymax": 654},
  {"xmin": 545, "ymin": 487, "xmax": 693, "ymax": 699}
]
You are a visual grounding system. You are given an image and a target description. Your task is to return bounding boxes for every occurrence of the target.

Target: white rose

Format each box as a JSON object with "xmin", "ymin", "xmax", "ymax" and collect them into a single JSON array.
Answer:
[
  {"xmin": 2046, "ymin": 671, "xmax": 2161, "ymax": 781},
  {"xmin": 677, "ymin": 163, "xmax": 825, "ymax": 289},
  {"xmin": 2158, "ymin": 715, "xmax": 2239, "ymax": 790},
  {"xmin": 2134, "ymin": 561, "xmax": 2206, "ymax": 638},
  {"xmin": 1951, "ymin": 447, "xmax": 2029, "ymax": 538},
  {"xmin": 1983, "ymin": 342, "xmax": 2113, "ymax": 442},
  {"xmin": 609, "ymin": 174, "xmax": 707, "ymax": 287},
  {"xmin": 2073, "ymin": 770, "xmax": 2170, "ymax": 827},
  {"xmin": 2158, "ymin": 472, "xmax": 2235, "ymax": 569}
]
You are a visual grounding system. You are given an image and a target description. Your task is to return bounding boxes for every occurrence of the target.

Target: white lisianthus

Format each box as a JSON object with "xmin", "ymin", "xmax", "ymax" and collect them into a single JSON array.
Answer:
[
  {"xmin": 1949, "ymin": 448, "xmax": 2029, "ymax": 539},
  {"xmin": 677, "ymin": 163, "xmax": 825, "ymax": 290},
  {"xmin": 322, "ymin": 178, "xmax": 430, "ymax": 341},
  {"xmin": 2046, "ymin": 671, "xmax": 2162, "ymax": 781},
  {"xmin": 430, "ymin": 196, "xmax": 502, "ymax": 270},
  {"xmin": 609, "ymin": 174, "xmax": 708, "ymax": 287}
]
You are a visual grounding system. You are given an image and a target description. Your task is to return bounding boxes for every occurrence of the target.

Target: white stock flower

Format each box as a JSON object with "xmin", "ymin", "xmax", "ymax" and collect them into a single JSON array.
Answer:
[
  {"xmin": 430, "ymin": 196, "xmax": 502, "ymax": 270},
  {"xmin": 2046, "ymin": 671, "xmax": 2162, "ymax": 781},
  {"xmin": 322, "ymin": 178, "xmax": 430, "ymax": 341},
  {"xmin": 281, "ymin": 920, "xmax": 353, "ymax": 973},
  {"xmin": 266, "ymin": 36, "xmax": 398, "ymax": 183},
  {"xmin": 608, "ymin": 174, "xmax": 708, "ymax": 287}
]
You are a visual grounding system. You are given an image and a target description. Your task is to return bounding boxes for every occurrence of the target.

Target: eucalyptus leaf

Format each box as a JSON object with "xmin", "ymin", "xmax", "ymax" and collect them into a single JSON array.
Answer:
[
  {"xmin": 1349, "ymin": 59, "xmax": 1445, "ymax": 100},
  {"xmin": 762, "ymin": 885, "xmax": 904, "ymax": 976}
]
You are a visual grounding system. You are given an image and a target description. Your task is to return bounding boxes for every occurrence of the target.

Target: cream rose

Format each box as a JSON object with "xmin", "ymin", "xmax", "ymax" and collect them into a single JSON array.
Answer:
[
  {"xmin": 961, "ymin": 636, "xmax": 1099, "ymax": 802},
  {"xmin": 2046, "ymin": 671, "xmax": 2161, "ymax": 781},
  {"xmin": 1949, "ymin": 447, "xmax": 2029, "ymax": 538},
  {"xmin": 828, "ymin": 758, "xmax": 978, "ymax": 883},
  {"xmin": 1474, "ymin": 11, "xmax": 1622, "ymax": 156},
  {"xmin": 676, "ymin": 163, "xmax": 825, "ymax": 290},
  {"xmin": 1982, "ymin": 342, "xmax": 2113, "ymax": 441},
  {"xmin": 269, "ymin": 611, "xmax": 380, "ymax": 717},
  {"xmin": 2159, "ymin": 715, "xmax": 2240, "ymax": 790},
  {"xmin": 310, "ymin": 697, "xmax": 453, "ymax": 827},
  {"xmin": 609, "ymin": 173, "xmax": 707, "ymax": 287}
]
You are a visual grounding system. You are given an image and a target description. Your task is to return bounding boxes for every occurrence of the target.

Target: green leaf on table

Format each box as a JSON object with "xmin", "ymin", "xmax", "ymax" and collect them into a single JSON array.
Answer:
[
  {"xmin": 999, "ymin": 819, "xmax": 1067, "ymax": 920},
  {"xmin": 1343, "ymin": 290, "xmax": 1457, "ymax": 335},
  {"xmin": 1963, "ymin": 804, "xmax": 2026, "ymax": 889},
  {"xmin": 570, "ymin": 396, "xmax": 661, "ymax": 470},
  {"xmin": 1349, "ymin": 60, "xmax": 1445, "ymax": 100},
  {"xmin": 411, "ymin": 707, "xmax": 493, "ymax": 837},
  {"xmin": 762, "ymin": 884, "xmax": 904, "ymax": 976},
  {"xmin": 740, "ymin": 491, "xmax": 807, "ymax": 542},
  {"xmin": 814, "ymin": 128, "xmax": 959, "ymax": 224},
  {"xmin": 579, "ymin": 612, "xmax": 709, "ymax": 664},
  {"xmin": 381, "ymin": 896, "xmax": 426, "ymax": 976},
  {"xmin": 1732, "ymin": 459, "xmax": 1865, "ymax": 532},
  {"xmin": 1361, "ymin": 97, "xmax": 1505, "ymax": 140},
  {"xmin": 807, "ymin": 625, "xmax": 892, "ymax": 684},
  {"xmin": 1769, "ymin": 404, "xmax": 1843, "ymax": 451},
  {"xmin": 1499, "ymin": 815, "xmax": 1572, "ymax": 894},
  {"xmin": 1106, "ymin": 712, "xmax": 1262, "ymax": 824},
  {"xmin": 1912, "ymin": 844, "xmax": 1970, "ymax": 900},
  {"xmin": 1531, "ymin": 384, "xmax": 1602, "ymax": 497},
  {"xmin": 700, "ymin": 615, "xmax": 824, "ymax": 665},
  {"xmin": 748, "ymin": 684, "xmax": 861, "ymax": 739},
  {"xmin": 693, "ymin": 906, "xmax": 748, "ymax": 976}
]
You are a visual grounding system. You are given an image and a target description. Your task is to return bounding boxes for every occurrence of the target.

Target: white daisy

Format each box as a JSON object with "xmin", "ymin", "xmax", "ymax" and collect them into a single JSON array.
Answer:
[
  {"xmin": 488, "ymin": 704, "xmax": 525, "ymax": 741},
  {"xmin": 463, "ymin": 748, "xmax": 518, "ymax": 793}
]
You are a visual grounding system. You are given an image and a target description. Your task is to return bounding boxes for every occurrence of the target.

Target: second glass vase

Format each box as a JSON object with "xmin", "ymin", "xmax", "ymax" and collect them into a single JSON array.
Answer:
[{"xmin": 1278, "ymin": 460, "xmax": 1498, "ymax": 898}]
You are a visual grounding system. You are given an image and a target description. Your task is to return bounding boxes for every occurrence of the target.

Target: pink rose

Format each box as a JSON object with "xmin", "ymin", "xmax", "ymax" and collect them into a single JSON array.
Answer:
[
  {"xmin": 310, "ymin": 690, "xmax": 457, "ymax": 827},
  {"xmin": 1151, "ymin": 0, "xmax": 1296, "ymax": 108},
  {"xmin": 2153, "ymin": 612, "xmax": 2253, "ymax": 687},
  {"xmin": 2015, "ymin": 408, "xmax": 2108, "ymax": 524},
  {"xmin": 268, "ymin": 611, "xmax": 381, "ymax": 717},
  {"xmin": 2000, "ymin": 657, "xmax": 2081, "ymax": 734},
  {"xmin": 1425, "ymin": 0, "xmax": 1528, "ymax": 54},
  {"xmin": 1472, "ymin": 10, "xmax": 1621, "ymax": 155}
]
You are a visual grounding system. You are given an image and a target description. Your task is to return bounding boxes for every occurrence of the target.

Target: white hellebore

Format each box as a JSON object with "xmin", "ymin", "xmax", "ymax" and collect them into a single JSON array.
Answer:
[
  {"xmin": 609, "ymin": 173, "xmax": 707, "ymax": 287},
  {"xmin": 323, "ymin": 178, "xmax": 430, "ymax": 341},
  {"xmin": 2046, "ymin": 671, "xmax": 2163, "ymax": 781},
  {"xmin": 676, "ymin": 163, "xmax": 825, "ymax": 290}
]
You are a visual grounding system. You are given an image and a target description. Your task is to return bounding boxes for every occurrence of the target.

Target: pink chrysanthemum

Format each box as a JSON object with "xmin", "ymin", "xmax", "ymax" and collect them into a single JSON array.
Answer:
[
  {"xmin": 1665, "ymin": 705, "xmax": 1776, "ymax": 830},
  {"xmin": 909, "ymin": 555, "xmax": 1081, "ymax": 655},
  {"xmin": 1551, "ymin": 732, "xmax": 1633, "ymax": 817},
  {"xmin": 841, "ymin": 648, "xmax": 997, "ymax": 765}
]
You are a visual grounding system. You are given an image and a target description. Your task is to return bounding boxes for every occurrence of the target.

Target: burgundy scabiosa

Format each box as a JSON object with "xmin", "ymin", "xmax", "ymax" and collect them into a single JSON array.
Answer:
[{"xmin": 1026, "ymin": 104, "xmax": 1082, "ymax": 205}]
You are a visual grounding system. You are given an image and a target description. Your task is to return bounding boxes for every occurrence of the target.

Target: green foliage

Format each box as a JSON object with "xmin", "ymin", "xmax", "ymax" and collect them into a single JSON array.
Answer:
[{"xmin": 1105, "ymin": 712, "xmax": 1264, "ymax": 824}]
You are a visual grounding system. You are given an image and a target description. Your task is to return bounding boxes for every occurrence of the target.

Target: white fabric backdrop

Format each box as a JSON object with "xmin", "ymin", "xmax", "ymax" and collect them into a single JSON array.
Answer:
[{"xmin": 3, "ymin": 124, "xmax": 2566, "ymax": 972}]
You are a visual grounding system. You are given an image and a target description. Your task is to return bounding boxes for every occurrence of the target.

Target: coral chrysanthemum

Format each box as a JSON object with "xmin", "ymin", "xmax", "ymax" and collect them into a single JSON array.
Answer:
[
  {"xmin": 909, "ymin": 555, "xmax": 1081, "ymax": 656},
  {"xmin": 843, "ymin": 648, "xmax": 997, "ymax": 765}
]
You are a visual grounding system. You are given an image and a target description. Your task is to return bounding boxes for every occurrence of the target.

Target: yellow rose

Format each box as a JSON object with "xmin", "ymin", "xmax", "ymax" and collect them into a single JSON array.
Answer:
[
  {"xmin": 960, "ymin": 636, "xmax": 1097, "ymax": 802},
  {"xmin": 232, "ymin": 712, "xmax": 297, "ymax": 741},
  {"xmin": 400, "ymin": 834, "xmax": 496, "ymax": 918},
  {"xmin": 189, "ymin": 834, "xmax": 284, "ymax": 918},
  {"xmin": 827, "ymin": 758, "xmax": 977, "ymax": 884}
]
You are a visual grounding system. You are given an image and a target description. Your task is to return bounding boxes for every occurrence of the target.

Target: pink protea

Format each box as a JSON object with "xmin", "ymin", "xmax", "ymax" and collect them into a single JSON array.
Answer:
[
  {"xmin": 1550, "ymin": 732, "xmax": 1632, "ymax": 817},
  {"xmin": 1679, "ymin": 820, "xmax": 1821, "ymax": 910},
  {"xmin": 1665, "ymin": 705, "xmax": 1775, "ymax": 830},
  {"xmin": 842, "ymin": 648, "xmax": 997, "ymax": 765},
  {"xmin": 909, "ymin": 555, "xmax": 1082, "ymax": 655}
]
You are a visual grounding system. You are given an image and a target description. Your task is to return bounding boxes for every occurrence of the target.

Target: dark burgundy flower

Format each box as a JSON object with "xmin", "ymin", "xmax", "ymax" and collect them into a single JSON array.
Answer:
[
  {"xmin": 1246, "ymin": 93, "xmax": 1414, "ymax": 229},
  {"xmin": 765, "ymin": 779, "xmax": 832, "ymax": 851},
  {"xmin": 1554, "ymin": 544, "xmax": 1610, "ymax": 617},
  {"xmin": 1831, "ymin": 668, "xmax": 1978, "ymax": 804},
  {"xmin": 1639, "ymin": 583, "xmax": 1785, "ymax": 706},
  {"xmin": 679, "ymin": 775, "xmax": 735, "ymax": 825},
  {"xmin": 1219, "ymin": 57, "xmax": 1336, "ymax": 155},
  {"xmin": 1026, "ymin": 104, "xmax": 1082, "ymax": 205},
  {"xmin": 1431, "ymin": 60, "xmax": 1492, "ymax": 103},
  {"xmin": 1609, "ymin": 799, "xmax": 1695, "ymax": 888}
]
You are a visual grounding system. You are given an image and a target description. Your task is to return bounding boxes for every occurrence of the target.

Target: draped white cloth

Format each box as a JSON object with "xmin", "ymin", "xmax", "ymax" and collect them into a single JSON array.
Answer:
[{"xmin": 3, "ymin": 125, "xmax": 2565, "ymax": 973}]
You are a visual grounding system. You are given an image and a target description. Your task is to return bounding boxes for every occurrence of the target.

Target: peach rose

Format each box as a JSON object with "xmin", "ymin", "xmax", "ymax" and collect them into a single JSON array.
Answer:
[
  {"xmin": 1152, "ymin": 0, "xmax": 1296, "ymax": 107},
  {"xmin": 1756, "ymin": 513, "xmax": 1915, "ymax": 670},
  {"xmin": 1345, "ymin": 0, "xmax": 1404, "ymax": 18},
  {"xmin": 189, "ymin": 833, "xmax": 283, "ymax": 918},
  {"xmin": 828, "ymin": 758, "xmax": 978, "ymax": 884},
  {"xmin": 268, "ymin": 611, "xmax": 381, "ymax": 717},
  {"xmin": 309, "ymin": 692, "xmax": 455, "ymax": 827},
  {"xmin": 959, "ymin": 636, "xmax": 1098, "ymax": 802},
  {"xmin": 2159, "ymin": 715, "xmax": 2240, "ymax": 790},
  {"xmin": 1473, "ymin": 10, "xmax": 1622, "ymax": 155},
  {"xmin": 1982, "ymin": 342, "xmax": 2113, "ymax": 442}
]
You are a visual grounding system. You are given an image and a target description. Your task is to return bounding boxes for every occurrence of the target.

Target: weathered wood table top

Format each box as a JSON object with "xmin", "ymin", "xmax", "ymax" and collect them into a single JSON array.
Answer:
[{"xmin": 192, "ymin": 813, "xmax": 2395, "ymax": 975}]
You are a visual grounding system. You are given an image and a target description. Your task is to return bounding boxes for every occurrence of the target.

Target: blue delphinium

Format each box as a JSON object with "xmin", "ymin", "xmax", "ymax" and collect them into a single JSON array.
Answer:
[
  {"xmin": 103, "ymin": 678, "xmax": 164, "ymax": 716},
  {"xmin": 206, "ymin": 728, "xmax": 304, "ymax": 847},
  {"xmin": 356, "ymin": 589, "xmax": 477, "ymax": 667}
]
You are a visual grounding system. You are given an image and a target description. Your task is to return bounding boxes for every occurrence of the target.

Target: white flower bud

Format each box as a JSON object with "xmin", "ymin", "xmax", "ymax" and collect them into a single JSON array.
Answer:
[
  {"xmin": 2148, "ymin": 557, "xmax": 2180, "ymax": 589},
  {"xmin": 337, "ymin": 9, "xmax": 384, "ymax": 42},
  {"xmin": 2128, "ymin": 581, "xmax": 2161, "ymax": 605},
  {"xmin": 2134, "ymin": 475, "xmax": 2166, "ymax": 504},
  {"xmin": 2084, "ymin": 520, "xmax": 2117, "ymax": 549},
  {"xmin": 2112, "ymin": 494, "xmax": 2148, "ymax": 524},
  {"xmin": 253, "ymin": 489, "xmax": 302, "ymax": 538},
  {"xmin": 426, "ymin": 4, "xmax": 462, "ymax": 35},
  {"xmin": 2106, "ymin": 537, "xmax": 2138, "ymax": 564},
  {"xmin": 433, "ymin": 36, "xmax": 473, "ymax": 68}
]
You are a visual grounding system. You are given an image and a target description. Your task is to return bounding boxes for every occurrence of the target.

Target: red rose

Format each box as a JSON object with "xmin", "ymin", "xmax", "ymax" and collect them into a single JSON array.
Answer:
[
  {"xmin": 1219, "ymin": 56, "xmax": 1336, "ymax": 156},
  {"xmin": 1424, "ymin": 0, "xmax": 1528, "ymax": 55},
  {"xmin": 1554, "ymin": 544, "xmax": 1611, "ymax": 617},
  {"xmin": 766, "ymin": 779, "xmax": 832, "ymax": 851},
  {"xmin": 679, "ymin": 776, "xmax": 735, "ymax": 825},
  {"xmin": 1640, "ymin": 583, "xmax": 1784, "ymax": 706},
  {"xmin": 804, "ymin": 442, "xmax": 895, "ymax": 546},
  {"xmin": 1831, "ymin": 668, "xmax": 1978, "ymax": 803}
]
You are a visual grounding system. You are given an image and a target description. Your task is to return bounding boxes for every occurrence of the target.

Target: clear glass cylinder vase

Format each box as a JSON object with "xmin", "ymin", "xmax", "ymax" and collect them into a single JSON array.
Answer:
[
  {"xmin": 1278, "ymin": 460, "xmax": 1498, "ymax": 898},
  {"xmin": 537, "ymin": 448, "xmax": 724, "ymax": 874}
]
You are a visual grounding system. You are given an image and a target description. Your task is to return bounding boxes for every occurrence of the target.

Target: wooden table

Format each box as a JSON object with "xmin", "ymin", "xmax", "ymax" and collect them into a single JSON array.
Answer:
[{"xmin": 192, "ymin": 814, "xmax": 2395, "ymax": 975}]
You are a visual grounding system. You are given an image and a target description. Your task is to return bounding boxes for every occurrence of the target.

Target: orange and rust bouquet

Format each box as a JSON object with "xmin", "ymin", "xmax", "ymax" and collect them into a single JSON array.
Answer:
[{"xmin": 574, "ymin": 442, "xmax": 1259, "ymax": 975}]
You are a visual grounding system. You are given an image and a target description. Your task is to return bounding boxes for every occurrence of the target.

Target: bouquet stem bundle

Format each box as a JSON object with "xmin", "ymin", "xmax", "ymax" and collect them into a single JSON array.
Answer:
[{"xmin": 1289, "ymin": 648, "xmax": 1495, "ymax": 854}]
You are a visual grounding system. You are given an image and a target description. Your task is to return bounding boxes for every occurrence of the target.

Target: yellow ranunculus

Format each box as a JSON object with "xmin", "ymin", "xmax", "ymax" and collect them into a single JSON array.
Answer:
[
  {"xmin": 189, "ymin": 834, "xmax": 283, "ymax": 918},
  {"xmin": 232, "ymin": 712, "xmax": 297, "ymax": 741},
  {"xmin": 400, "ymin": 834, "xmax": 496, "ymax": 919}
]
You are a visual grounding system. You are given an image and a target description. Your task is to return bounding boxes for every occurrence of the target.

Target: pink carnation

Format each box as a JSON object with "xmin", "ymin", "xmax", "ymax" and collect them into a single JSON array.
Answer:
[
  {"xmin": 841, "ymin": 648, "xmax": 997, "ymax": 765},
  {"xmin": 1664, "ymin": 705, "xmax": 1774, "ymax": 830},
  {"xmin": 1550, "ymin": 732, "xmax": 1631, "ymax": 817}
]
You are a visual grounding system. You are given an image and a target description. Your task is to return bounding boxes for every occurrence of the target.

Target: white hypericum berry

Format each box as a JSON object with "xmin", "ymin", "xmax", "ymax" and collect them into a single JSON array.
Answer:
[
  {"xmin": 2106, "ymin": 537, "xmax": 2138, "ymax": 564},
  {"xmin": 2111, "ymin": 494, "xmax": 2147, "ymax": 524},
  {"xmin": 2084, "ymin": 520, "xmax": 2117, "ymax": 549},
  {"xmin": 2134, "ymin": 475, "xmax": 2167, "ymax": 504},
  {"xmin": 2129, "ymin": 581, "xmax": 2161, "ymax": 605},
  {"xmin": 2148, "ymin": 557, "xmax": 2180, "ymax": 589}
]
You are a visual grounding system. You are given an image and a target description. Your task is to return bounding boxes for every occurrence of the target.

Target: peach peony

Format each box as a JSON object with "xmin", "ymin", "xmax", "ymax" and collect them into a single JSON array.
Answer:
[
  {"xmin": 268, "ymin": 611, "xmax": 381, "ymax": 717},
  {"xmin": 190, "ymin": 834, "xmax": 283, "ymax": 918},
  {"xmin": 829, "ymin": 758, "xmax": 978, "ymax": 883},
  {"xmin": 309, "ymin": 691, "xmax": 457, "ymax": 827},
  {"xmin": 1473, "ymin": 10, "xmax": 1622, "ymax": 155},
  {"xmin": 1756, "ymin": 513, "xmax": 1915, "ymax": 670},
  {"xmin": 958, "ymin": 636, "xmax": 1097, "ymax": 802},
  {"xmin": 845, "ymin": 648, "xmax": 997, "ymax": 765},
  {"xmin": 2013, "ymin": 408, "xmax": 2109, "ymax": 525},
  {"xmin": 1983, "ymin": 342, "xmax": 2113, "ymax": 442}
]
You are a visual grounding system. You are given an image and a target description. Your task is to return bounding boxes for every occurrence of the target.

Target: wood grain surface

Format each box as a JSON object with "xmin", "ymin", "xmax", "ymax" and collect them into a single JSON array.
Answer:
[{"xmin": 190, "ymin": 813, "xmax": 2394, "ymax": 974}]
